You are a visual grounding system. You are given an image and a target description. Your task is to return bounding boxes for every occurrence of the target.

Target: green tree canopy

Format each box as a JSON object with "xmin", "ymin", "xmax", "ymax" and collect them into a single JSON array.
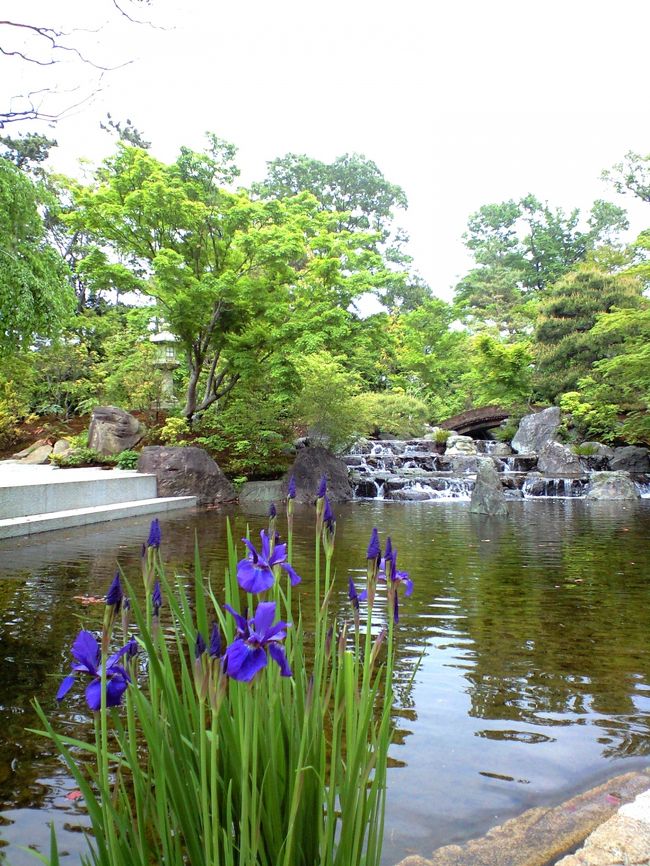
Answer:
[
  {"xmin": 534, "ymin": 265, "xmax": 643, "ymax": 401},
  {"xmin": 0, "ymin": 157, "xmax": 72, "ymax": 355}
]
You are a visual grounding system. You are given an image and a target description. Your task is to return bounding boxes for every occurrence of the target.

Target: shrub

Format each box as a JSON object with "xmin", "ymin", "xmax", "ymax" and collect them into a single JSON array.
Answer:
[
  {"xmin": 115, "ymin": 449, "xmax": 140, "ymax": 470},
  {"xmin": 433, "ymin": 428, "xmax": 452, "ymax": 444},
  {"xmin": 49, "ymin": 447, "xmax": 117, "ymax": 468},
  {"xmin": 559, "ymin": 391, "xmax": 619, "ymax": 442},
  {"xmin": 354, "ymin": 391, "xmax": 429, "ymax": 439},
  {"xmin": 159, "ymin": 416, "xmax": 190, "ymax": 446}
]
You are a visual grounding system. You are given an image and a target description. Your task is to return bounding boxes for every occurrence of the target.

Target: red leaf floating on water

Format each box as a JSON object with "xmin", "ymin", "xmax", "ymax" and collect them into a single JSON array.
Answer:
[
  {"xmin": 72, "ymin": 596, "xmax": 105, "ymax": 606},
  {"xmin": 65, "ymin": 790, "xmax": 83, "ymax": 801}
]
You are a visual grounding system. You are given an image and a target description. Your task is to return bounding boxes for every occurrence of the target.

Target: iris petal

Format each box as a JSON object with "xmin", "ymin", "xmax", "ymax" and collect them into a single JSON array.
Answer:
[
  {"xmin": 56, "ymin": 674, "xmax": 76, "ymax": 702},
  {"xmin": 280, "ymin": 562, "xmax": 302, "ymax": 586},
  {"xmin": 224, "ymin": 640, "xmax": 268, "ymax": 682},
  {"xmin": 237, "ymin": 560, "xmax": 275, "ymax": 594},
  {"xmin": 268, "ymin": 642, "xmax": 292, "ymax": 677},
  {"xmin": 252, "ymin": 601, "xmax": 277, "ymax": 638},
  {"xmin": 71, "ymin": 631, "xmax": 100, "ymax": 674}
]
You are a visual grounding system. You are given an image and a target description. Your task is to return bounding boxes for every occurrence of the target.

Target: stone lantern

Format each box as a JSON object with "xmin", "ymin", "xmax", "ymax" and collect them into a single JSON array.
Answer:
[{"xmin": 150, "ymin": 330, "xmax": 180, "ymax": 407}]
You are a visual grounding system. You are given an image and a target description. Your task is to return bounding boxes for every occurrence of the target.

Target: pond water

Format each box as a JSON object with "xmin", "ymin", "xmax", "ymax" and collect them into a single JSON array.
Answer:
[{"xmin": 1, "ymin": 498, "xmax": 650, "ymax": 865}]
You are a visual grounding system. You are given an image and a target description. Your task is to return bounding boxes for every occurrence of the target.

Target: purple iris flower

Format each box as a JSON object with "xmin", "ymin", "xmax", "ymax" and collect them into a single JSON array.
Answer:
[
  {"xmin": 209, "ymin": 621, "xmax": 222, "ymax": 658},
  {"xmin": 152, "ymin": 580, "xmax": 162, "ymax": 616},
  {"xmin": 367, "ymin": 527, "xmax": 381, "ymax": 562},
  {"xmin": 223, "ymin": 601, "xmax": 292, "ymax": 682},
  {"xmin": 348, "ymin": 578, "xmax": 363, "ymax": 610},
  {"xmin": 323, "ymin": 496, "xmax": 335, "ymax": 533},
  {"xmin": 147, "ymin": 518, "xmax": 161, "ymax": 549},
  {"xmin": 195, "ymin": 631, "xmax": 207, "ymax": 659},
  {"xmin": 268, "ymin": 502, "xmax": 277, "ymax": 519},
  {"xmin": 379, "ymin": 546, "xmax": 413, "ymax": 597},
  {"xmin": 56, "ymin": 630, "xmax": 132, "ymax": 711},
  {"xmin": 317, "ymin": 476, "xmax": 327, "ymax": 498},
  {"xmin": 287, "ymin": 476, "xmax": 296, "ymax": 499},
  {"xmin": 106, "ymin": 573, "xmax": 123, "ymax": 612},
  {"xmin": 237, "ymin": 529, "xmax": 301, "ymax": 594}
]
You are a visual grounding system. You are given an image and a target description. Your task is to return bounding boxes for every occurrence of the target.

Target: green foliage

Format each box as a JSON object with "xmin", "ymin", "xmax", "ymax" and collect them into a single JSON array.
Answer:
[
  {"xmin": 115, "ymin": 449, "xmax": 140, "ymax": 470},
  {"xmin": 49, "ymin": 446, "xmax": 117, "ymax": 468},
  {"xmin": 534, "ymin": 266, "xmax": 644, "ymax": 401},
  {"xmin": 354, "ymin": 390, "xmax": 428, "ymax": 438},
  {"xmin": 295, "ymin": 352, "xmax": 367, "ymax": 453},
  {"xmin": 433, "ymin": 428, "xmax": 452, "ymax": 444},
  {"xmin": 462, "ymin": 334, "xmax": 533, "ymax": 406},
  {"xmin": 558, "ymin": 391, "xmax": 619, "ymax": 442},
  {"xmin": 159, "ymin": 416, "xmax": 191, "ymax": 446},
  {"xmin": 572, "ymin": 443, "xmax": 598, "ymax": 457},
  {"xmin": 0, "ymin": 158, "xmax": 74, "ymax": 355}
]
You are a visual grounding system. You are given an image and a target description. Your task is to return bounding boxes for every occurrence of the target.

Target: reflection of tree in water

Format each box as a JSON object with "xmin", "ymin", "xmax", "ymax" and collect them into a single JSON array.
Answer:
[{"xmin": 450, "ymin": 505, "xmax": 650, "ymax": 759}]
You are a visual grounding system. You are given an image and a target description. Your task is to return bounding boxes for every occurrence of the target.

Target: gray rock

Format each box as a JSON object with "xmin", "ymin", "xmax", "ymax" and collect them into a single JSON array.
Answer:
[
  {"xmin": 469, "ymin": 459, "xmax": 509, "ymax": 516},
  {"xmin": 585, "ymin": 471, "xmax": 640, "ymax": 501},
  {"xmin": 582, "ymin": 441, "xmax": 615, "ymax": 461},
  {"xmin": 447, "ymin": 455, "xmax": 480, "ymax": 474},
  {"xmin": 537, "ymin": 441, "xmax": 581, "ymax": 475},
  {"xmin": 52, "ymin": 439, "xmax": 72, "ymax": 455},
  {"xmin": 21, "ymin": 445, "xmax": 53, "ymax": 464},
  {"xmin": 445, "ymin": 434, "xmax": 478, "ymax": 455},
  {"xmin": 511, "ymin": 407, "xmax": 561, "ymax": 454},
  {"xmin": 88, "ymin": 406, "xmax": 143, "ymax": 455},
  {"xmin": 238, "ymin": 480, "xmax": 284, "ymax": 503},
  {"xmin": 610, "ymin": 445, "xmax": 650, "ymax": 473},
  {"xmin": 137, "ymin": 446, "xmax": 236, "ymax": 506},
  {"xmin": 284, "ymin": 445, "xmax": 353, "ymax": 502},
  {"xmin": 13, "ymin": 438, "xmax": 50, "ymax": 458}
]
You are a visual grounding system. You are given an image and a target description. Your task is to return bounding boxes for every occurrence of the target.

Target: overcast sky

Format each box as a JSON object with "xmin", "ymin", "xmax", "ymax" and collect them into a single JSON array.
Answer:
[{"xmin": 3, "ymin": 0, "xmax": 649, "ymax": 300}]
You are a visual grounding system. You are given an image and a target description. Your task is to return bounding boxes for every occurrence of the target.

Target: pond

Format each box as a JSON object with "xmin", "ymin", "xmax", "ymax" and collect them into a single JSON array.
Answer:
[{"xmin": 1, "ymin": 498, "xmax": 650, "ymax": 865}]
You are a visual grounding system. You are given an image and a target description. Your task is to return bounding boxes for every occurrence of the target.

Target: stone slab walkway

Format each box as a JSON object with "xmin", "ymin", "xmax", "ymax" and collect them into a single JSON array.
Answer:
[{"xmin": 395, "ymin": 770, "xmax": 650, "ymax": 866}]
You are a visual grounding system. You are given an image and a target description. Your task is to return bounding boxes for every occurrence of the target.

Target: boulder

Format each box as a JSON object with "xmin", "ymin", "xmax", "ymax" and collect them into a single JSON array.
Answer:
[
  {"xmin": 469, "ymin": 458, "xmax": 509, "ymax": 516},
  {"xmin": 610, "ymin": 446, "xmax": 650, "ymax": 474},
  {"xmin": 238, "ymin": 480, "xmax": 284, "ymax": 503},
  {"xmin": 582, "ymin": 441, "xmax": 615, "ymax": 461},
  {"xmin": 52, "ymin": 439, "xmax": 72, "ymax": 455},
  {"xmin": 283, "ymin": 445, "xmax": 353, "ymax": 503},
  {"xmin": 537, "ymin": 441, "xmax": 581, "ymax": 475},
  {"xmin": 447, "ymin": 455, "xmax": 480, "ymax": 474},
  {"xmin": 20, "ymin": 444, "xmax": 53, "ymax": 464},
  {"xmin": 13, "ymin": 438, "xmax": 50, "ymax": 458},
  {"xmin": 585, "ymin": 471, "xmax": 640, "ymax": 501},
  {"xmin": 137, "ymin": 446, "xmax": 236, "ymax": 506},
  {"xmin": 445, "ymin": 434, "xmax": 478, "ymax": 455},
  {"xmin": 511, "ymin": 407, "xmax": 561, "ymax": 454},
  {"xmin": 88, "ymin": 406, "xmax": 143, "ymax": 456}
]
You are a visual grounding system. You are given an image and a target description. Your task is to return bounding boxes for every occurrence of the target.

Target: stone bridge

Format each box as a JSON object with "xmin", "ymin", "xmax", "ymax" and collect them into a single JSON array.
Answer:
[{"xmin": 438, "ymin": 406, "xmax": 510, "ymax": 438}]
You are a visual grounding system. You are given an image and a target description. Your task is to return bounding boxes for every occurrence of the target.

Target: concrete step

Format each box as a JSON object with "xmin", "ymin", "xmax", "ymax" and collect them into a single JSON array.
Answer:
[
  {"xmin": 0, "ymin": 468, "xmax": 158, "ymax": 519},
  {"xmin": 0, "ymin": 496, "xmax": 196, "ymax": 539}
]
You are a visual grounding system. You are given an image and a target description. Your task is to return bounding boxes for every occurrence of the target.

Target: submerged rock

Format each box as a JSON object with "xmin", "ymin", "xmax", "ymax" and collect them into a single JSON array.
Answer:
[
  {"xmin": 137, "ymin": 446, "xmax": 236, "ymax": 506},
  {"xmin": 88, "ymin": 406, "xmax": 143, "ymax": 455},
  {"xmin": 469, "ymin": 459, "xmax": 509, "ymax": 516},
  {"xmin": 284, "ymin": 445, "xmax": 353, "ymax": 502},
  {"xmin": 511, "ymin": 407, "xmax": 561, "ymax": 454},
  {"xmin": 537, "ymin": 441, "xmax": 581, "ymax": 475},
  {"xmin": 585, "ymin": 471, "xmax": 640, "ymax": 501}
]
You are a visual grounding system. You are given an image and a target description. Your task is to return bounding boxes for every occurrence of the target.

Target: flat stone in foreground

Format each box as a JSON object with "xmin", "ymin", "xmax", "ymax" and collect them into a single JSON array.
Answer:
[{"xmin": 394, "ymin": 770, "xmax": 650, "ymax": 866}]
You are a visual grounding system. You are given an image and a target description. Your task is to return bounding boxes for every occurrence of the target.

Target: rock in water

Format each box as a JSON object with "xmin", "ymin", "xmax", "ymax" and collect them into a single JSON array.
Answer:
[
  {"xmin": 469, "ymin": 459, "xmax": 509, "ymax": 516},
  {"xmin": 585, "ymin": 471, "xmax": 640, "ymax": 500},
  {"xmin": 511, "ymin": 407, "xmax": 561, "ymax": 454},
  {"xmin": 88, "ymin": 406, "xmax": 143, "ymax": 455},
  {"xmin": 537, "ymin": 441, "xmax": 581, "ymax": 475},
  {"xmin": 610, "ymin": 446, "xmax": 650, "ymax": 474},
  {"xmin": 445, "ymin": 434, "xmax": 478, "ymax": 455},
  {"xmin": 284, "ymin": 445, "xmax": 353, "ymax": 503},
  {"xmin": 137, "ymin": 446, "xmax": 236, "ymax": 506}
]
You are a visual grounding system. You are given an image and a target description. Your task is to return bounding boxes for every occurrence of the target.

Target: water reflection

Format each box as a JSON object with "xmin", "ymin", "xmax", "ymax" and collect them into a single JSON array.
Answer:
[{"xmin": 0, "ymin": 500, "xmax": 649, "ymax": 864}]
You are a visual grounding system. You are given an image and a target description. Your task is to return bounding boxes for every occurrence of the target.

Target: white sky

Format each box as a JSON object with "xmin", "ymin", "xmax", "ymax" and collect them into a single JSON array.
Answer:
[{"xmin": 2, "ymin": 0, "xmax": 650, "ymax": 300}]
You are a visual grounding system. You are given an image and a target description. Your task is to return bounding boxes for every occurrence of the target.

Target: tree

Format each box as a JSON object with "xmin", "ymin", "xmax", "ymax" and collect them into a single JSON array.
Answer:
[
  {"xmin": 0, "ymin": 157, "xmax": 73, "ymax": 355},
  {"xmin": 602, "ymin": 150, "xmax": 650, "ymax": 204},
  {"xmin": 533, "ymin": 266, "xmax": 643, "ymax": 401},
  {"xmin": 68, "ymin": 139, "xmax": 392, "ymax": 423},
  {"xmin": 254, "ymin": 152, "xmax": 426, "ymax": 310}
]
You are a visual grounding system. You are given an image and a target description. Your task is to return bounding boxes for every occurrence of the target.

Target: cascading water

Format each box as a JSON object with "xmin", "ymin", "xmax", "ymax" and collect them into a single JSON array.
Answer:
[{"xmin": 344, "ymin": 438, "xmax": 650, "ymax": 502}]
